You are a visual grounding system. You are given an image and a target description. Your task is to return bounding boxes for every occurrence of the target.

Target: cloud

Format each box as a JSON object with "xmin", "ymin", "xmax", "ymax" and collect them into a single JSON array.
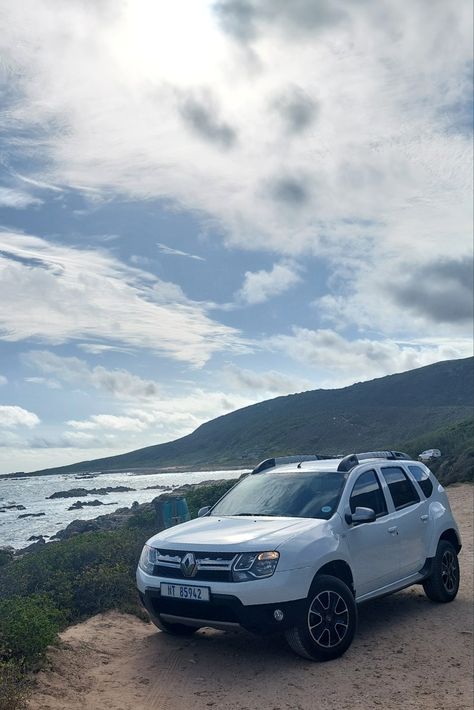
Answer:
[
  {"xmin": 272, "ymin": 86, "xmax": 318, "ymax": 134},
  {"xmin": 58, "ymin": 387, "xmax": 255, "ymax": 448},
  {"xmin": 237, "ymin": 260, "xmax": 302, "ymax": 304},
  {"xmin": 212, "ymin": 0, "xmax": 259, "ymax": 42},
  {"xmin": 22, "ymin": 350, "xmax": 161, "ymax": 400},
  {"xmin": 213, "ymin": 0, "xmax": 345, "ymax": 43},
  {"xmin": 0, "ymin": 405, "xmax": 40, "ymax": 428},
  {"xmin": 0, "ymin": 231, "xmax": 245, "ymax": 366},
  {"xmin": 0, "ymin": 0, "xmax": 471, "ymax": 344},
  {"xmin": 25, "ymin": 376, "xmax": 61, "ymax": 389},
  {"xmin": 0, "ymin": 187, "xmax": 42, "ymax": 209},
  {"xmin": 0, "ymin": 376, "xmax": 7, "ymax": 386},
  {"xmin": 179, "ymin": 92, "xmax": 237, "ymax": 149},
  {"xmin": 67, "ymin": 414, "xmax": 149, "ymax": 432},
  {"xmin": 268, "ymin": 176, "xmax": 310, "ymax": 207},
  {"xmin": 156, "ymin": 242, "xmax": 205, "ymax": 261},
  {"xmin": 15, "ymin": 172, "xmax": 64, "ymax": 193},
  {"xmin": 389, "ymin": 256, "xmax": 473, "ymax": 324},
  {"xmin": 222, "ymin": 364, "xmax": 312, "ymax": 394},
  {"xmin": 269, "ymin": 327, "xmax": 474, "ymax": 386}
]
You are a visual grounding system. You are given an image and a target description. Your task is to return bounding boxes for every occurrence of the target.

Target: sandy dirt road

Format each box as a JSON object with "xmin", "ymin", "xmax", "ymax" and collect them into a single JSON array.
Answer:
[{"xmin": 29, "ymin": 483, "xmax": 473, "ymax": 710}]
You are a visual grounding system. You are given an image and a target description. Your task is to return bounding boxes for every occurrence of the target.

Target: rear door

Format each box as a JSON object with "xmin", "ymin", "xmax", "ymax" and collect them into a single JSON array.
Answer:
[
  {"xmin": 343, "ymin": 469, "xmax": 399, "ymax": 597},
  {"xmin": 378, "ymin": 465, "xmax": 426, "ymax": 578}
]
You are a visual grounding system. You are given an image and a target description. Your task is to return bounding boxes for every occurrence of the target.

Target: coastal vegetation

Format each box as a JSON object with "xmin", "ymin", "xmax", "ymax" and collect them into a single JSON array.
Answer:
[{"xmin": 0, "ymin": 479, "xmax": 236, "ymax": 707}]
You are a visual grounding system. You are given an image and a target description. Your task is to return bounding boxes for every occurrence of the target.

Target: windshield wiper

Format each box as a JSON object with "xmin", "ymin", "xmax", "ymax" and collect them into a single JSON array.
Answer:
[{"xmin": 233, "ymin": 512, "xmax": 273, "ymax": 516}]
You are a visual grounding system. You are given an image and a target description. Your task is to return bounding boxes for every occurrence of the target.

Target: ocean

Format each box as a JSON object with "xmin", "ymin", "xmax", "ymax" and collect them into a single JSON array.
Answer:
[{"xmin": 0, "ymin": 468, "xmax": 245, "ymax": 549}]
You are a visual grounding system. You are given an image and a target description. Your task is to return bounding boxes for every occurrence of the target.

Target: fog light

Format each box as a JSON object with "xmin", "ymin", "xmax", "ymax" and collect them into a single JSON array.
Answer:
[{"xmin": 273, "ymin": 609, "xmax": 284, "ymax": 622}]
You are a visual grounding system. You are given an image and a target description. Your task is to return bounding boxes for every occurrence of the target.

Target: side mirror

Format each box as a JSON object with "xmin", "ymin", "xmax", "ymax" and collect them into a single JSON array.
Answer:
[
  {"xmin": 198, "ymin": 506, "xmax": 210, "ymax": 517},
  {"xmin": 345, "ymin": 506, "xmax": 376, "ymax": 525}
]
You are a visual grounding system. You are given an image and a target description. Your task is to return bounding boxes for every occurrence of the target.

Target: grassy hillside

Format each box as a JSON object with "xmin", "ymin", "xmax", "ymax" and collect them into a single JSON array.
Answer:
[
  {"xmin": 403, "ymin": 417, "xmax": 474, "ymax": 484},
  {"xmin": 10, "ymin": 356, "xmax": 474, "ymax": 477}
]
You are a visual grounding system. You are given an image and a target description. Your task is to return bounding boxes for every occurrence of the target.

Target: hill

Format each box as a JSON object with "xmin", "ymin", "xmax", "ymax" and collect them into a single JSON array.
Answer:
[
  {"xmin": 6, "ymin": 356, "xmax": 474, "ymax": 478},
  {"xmin": 402, "ymin": 417, "xmax": 474, "ymax": 484}
]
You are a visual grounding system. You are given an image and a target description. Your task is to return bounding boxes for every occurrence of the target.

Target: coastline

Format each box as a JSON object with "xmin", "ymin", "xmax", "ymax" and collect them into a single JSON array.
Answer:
[
  {"xmin": 0, "ymin": 463, "xmax": 246, "ymax": 481},
  {"xmin": 4, "ymin": 477, "xmax": 239, "ymax": 555}
]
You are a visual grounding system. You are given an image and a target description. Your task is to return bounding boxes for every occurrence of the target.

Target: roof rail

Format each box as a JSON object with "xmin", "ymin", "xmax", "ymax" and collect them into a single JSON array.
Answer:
[
  {"xmin": 337, "ymin": 450, "xmax": 411, "ymax": 473},
  {"xmin": 252, "ymin": 455, "xmax": 319, "ymax": 474}
]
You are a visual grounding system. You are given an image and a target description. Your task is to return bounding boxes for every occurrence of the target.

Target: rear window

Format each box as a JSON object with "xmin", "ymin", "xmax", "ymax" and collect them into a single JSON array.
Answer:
[
  {"xmin": 381, "ymin": 466, "xmax": 420, "ymax": 510},
  {"xmin": 408, "ymin": 465, "xmax": 434, "ymax": 498}
]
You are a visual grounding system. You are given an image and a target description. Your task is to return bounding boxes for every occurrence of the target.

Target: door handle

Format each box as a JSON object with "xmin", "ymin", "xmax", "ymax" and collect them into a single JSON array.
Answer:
[
  {"xmin": 388, "ymin": 526, "xmax": 398, "ymax": 534},
  {"xmin": 420, "ymin": 514, "xmax": 428, "ymax": 522}
]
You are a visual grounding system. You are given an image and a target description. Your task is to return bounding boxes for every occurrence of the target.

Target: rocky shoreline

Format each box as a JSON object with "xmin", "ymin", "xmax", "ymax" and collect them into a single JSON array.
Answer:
[{"xmin": 2, "ymin": 478, "xmax": 234, "ymax": 556}]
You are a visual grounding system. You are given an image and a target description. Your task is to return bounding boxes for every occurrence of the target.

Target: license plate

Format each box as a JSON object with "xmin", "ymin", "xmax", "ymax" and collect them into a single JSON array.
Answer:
[{"xmin": 160, "ymin": 583, "xmax": 210, "ymax": 602}]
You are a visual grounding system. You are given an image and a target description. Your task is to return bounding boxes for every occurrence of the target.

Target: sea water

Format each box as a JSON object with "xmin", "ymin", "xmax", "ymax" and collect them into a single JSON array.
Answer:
[{"xmin": 0, "ymin": 468, "xmax": 245, "ymax": 549}]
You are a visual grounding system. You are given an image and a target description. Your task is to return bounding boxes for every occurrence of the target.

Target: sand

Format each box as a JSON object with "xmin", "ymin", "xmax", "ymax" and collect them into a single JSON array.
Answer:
[{"xmin": 28, "ymin": 483, "xmax": 473, "ymax": 710}]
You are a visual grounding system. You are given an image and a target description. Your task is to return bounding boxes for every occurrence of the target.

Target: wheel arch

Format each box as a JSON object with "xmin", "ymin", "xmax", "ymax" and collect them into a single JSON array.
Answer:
[
  {"xmin": 314, "ymin": 560, "xmax": 355, "ymax": 596},
  {"xmin": 439, "ymin": 528, "xmax": 461, "ymax": 554}
]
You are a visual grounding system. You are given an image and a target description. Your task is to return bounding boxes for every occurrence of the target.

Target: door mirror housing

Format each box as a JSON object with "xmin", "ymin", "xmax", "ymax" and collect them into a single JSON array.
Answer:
[
  {"xmin": 346, "ymin": 506, "xmax": 376, "ymax": 525},
  {"xmin": 198, "ymin": 506, "xmax": 211, "ymax": 517}
]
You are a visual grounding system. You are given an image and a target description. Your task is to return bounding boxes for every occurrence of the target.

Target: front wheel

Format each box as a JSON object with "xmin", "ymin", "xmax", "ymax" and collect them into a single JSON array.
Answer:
[
  {"xmin": 284, "ymin": 574, "xmax": 357, "ymax": 661},
  {"xmin": 423, "ymin": 540, "xmax": 460, "ymax": 603}
]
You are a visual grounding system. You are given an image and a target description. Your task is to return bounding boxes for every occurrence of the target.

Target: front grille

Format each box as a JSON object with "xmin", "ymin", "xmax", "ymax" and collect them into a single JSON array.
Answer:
[
  {"xmin": 152, "ymin": 548, "xmax": 237, "ymax": 582},
  {"xmin": 155, "ymin": 566, "xmax": 231, "ymax": 582}
]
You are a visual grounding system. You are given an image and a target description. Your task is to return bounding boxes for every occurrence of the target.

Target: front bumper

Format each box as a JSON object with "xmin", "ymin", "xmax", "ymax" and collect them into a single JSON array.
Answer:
[{"xmin": 139, "ymin": 587, "xmax": 305, "ymax": 634}]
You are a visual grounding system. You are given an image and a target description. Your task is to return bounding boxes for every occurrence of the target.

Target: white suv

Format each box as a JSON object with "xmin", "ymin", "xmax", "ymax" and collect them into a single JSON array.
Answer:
[{"xmin": 137, "ymin": 452, "xmax": 461, "ymax": 661}]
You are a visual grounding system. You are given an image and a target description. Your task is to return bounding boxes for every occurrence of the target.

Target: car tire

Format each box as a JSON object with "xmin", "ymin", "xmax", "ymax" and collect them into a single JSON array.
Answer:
[
  {"xmin": 149, "ymin": 612, "xmax": 199, "ymax": 636},
  {"xmin": 284, "ymin": 574, "xmax": 357, "ymax": 661},
  {"xmin": 423, "ymin": 539, "xmax": 460, "ymax": 603}
]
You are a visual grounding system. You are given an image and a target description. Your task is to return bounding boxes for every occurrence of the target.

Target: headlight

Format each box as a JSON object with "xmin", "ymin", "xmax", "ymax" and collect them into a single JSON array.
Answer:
[
  {"xmin": 138, "ymin": 544, "xmax": 157, "ymax": 575},
  {"xmin": 232, "ymin": 551, "xmax": 279, "ymax": 582}
]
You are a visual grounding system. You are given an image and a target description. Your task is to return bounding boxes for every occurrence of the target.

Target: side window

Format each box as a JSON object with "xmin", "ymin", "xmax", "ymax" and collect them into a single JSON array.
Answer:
[
  {"xmin": 408, "ymin": 465, "xmax": 434, "ymax": 498},
  {"xmin": 349, "ymin": 470, "xmax": 387, "ymax": 517},
  {"xmin": 381, "ymin": 467, "xmax": 420, "ymax": 510}
]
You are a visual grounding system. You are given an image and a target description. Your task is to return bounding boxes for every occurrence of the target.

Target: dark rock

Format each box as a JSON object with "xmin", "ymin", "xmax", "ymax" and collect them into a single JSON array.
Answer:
[
  {"xmin": 144, "ymin": 484, "xmax": 173, "ymax": 490},
  {"xmin": 19, "ymin": 538, "xmax": 52, "ymax": 554},
  {"xmin": 0, "ymin": 546, "xmax": 15, "ymax": 565},
  {"xmin": 27, "ymin": 534, "xmax": 48, "ymax": 542},
  {"xmin": 18, "ymin": 512, "xmax": 46, "ymax": 519},
  {"xmin": 0, "ymin": 504, "xmax": 27, "ymax": 511},
  {"xmin": 35, "ymin": 479, "xmax": 232, "ymax": 545},
  {"xmin": 48, "ymin": 485, "xmax": 135, "ymax": 499},
  {"xmin": 68, "ymin": 499, "xmax": 105, "ymax": 511}
]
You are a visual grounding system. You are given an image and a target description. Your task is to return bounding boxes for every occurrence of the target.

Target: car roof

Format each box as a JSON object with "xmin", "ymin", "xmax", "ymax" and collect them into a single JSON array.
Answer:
[{"xmin": 268, "ymin": 457, "xmax": 418, "ymax": 474}]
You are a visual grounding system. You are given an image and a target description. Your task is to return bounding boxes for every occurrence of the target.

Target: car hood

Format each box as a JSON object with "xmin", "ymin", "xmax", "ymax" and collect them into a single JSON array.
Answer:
[{"xmin": 147, "ymin": 514, "xmax": 327, "ymax": 552}]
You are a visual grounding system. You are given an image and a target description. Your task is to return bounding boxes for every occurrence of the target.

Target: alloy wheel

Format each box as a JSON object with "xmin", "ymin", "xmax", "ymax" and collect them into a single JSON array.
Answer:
[
  {"xmin": 307, "ymin": 590, "xmax": 349, "ymax": 648},
  {"xmin": 441, "ymin": 550, "xmax": 458, "ymax": 593}
]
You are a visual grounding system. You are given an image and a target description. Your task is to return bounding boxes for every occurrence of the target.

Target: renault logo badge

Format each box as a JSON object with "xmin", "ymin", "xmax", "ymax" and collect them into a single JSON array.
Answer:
[{"xmin": 181, "ymin": 552, "xmax": 197, "ymax": 578}]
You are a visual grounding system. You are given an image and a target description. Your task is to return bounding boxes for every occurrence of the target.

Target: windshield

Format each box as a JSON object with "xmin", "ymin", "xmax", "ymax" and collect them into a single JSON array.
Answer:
[{"xmin": 210, "ymin": 470, "xmax": 347, "ymax": 520}]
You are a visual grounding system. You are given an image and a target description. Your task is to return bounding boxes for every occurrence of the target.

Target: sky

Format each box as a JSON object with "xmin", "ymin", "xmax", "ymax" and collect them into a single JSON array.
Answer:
[{"xmin": 0, "ymin": 0, "xmax": 472, "ymax": 474}]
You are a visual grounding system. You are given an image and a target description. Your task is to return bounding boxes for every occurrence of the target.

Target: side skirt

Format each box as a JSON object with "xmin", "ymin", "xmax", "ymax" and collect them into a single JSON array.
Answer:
[{"xmin": 355, "ymin": 559, "xmax": 434, "ymax": 604}]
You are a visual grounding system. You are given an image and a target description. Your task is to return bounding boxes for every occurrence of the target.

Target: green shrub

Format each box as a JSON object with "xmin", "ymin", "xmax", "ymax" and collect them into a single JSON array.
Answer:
[
  {"xmin": 0, "ymin": 549, "xmax": 14, "ymax": 568},
  {"xmin": 0, "ymin": 527, "xmax": 156, "ymax": 625},
  {"xmin": 127, "ymin": 509, "xmax": 156, "ymax": 528},
  {"xmin": 73, "ymin": 562, "xmax": 137, "ymax": 616},
  {"xmin": 0, "ymin": 595, "xmax": 62, "ymax": 667},
  {"xmin": 0, "ymin": 661, "xmax": 29, "ymax": 710},
  {"xmin": 185, "ymin": 480, "xmax": 237, "ymax": 518}
]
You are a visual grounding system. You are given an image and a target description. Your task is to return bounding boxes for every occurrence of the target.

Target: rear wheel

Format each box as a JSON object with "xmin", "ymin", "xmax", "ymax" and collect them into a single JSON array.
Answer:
[
  {"xmin": 423, "ymin": 539, "xmax": 460, "ymax": 603},
  {"xmin": 284, "ymin": 574, "xmax": 357, "ymax": 661}
]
